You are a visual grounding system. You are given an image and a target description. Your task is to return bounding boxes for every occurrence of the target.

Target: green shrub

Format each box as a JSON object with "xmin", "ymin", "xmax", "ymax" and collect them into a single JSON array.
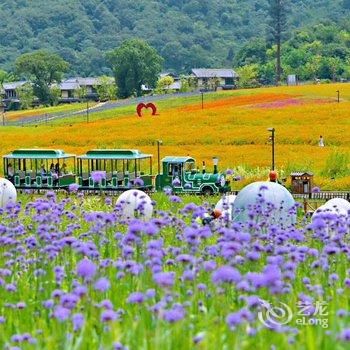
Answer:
[{"xmin": 321, "ymin": 150, "xmax": 350, "ymax": 178}]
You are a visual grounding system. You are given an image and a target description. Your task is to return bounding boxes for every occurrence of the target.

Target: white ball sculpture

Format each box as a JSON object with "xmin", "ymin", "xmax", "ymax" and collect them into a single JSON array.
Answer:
[
  {"xmin": 116, "ymin": 189, "xmax": 153, "ymax": 220},
  {"xmin": 215, "ymin": 194, "xmax": 237, "ymax": 220},
  {"xmin": 0, "ymin": 178, "xmax": 17, "ymax": 208},
  {"xmin": 312, "ymin": 198, "xmax": 350, "ymax": 219},
  {"xmin": 232, "ymin": 181, "xmax": 296, "ymax": 226}
]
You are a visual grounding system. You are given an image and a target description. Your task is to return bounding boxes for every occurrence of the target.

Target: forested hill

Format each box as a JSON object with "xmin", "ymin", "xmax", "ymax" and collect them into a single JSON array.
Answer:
[{"xmin": 0, "ymin": 0, "xmax": 349, "ymax": 75}]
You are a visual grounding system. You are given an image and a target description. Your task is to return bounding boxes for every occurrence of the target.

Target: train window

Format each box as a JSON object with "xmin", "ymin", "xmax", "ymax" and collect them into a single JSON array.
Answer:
[
  {"xmin": 185, "ymin": 162, "xmax": 195, "ymax": 172},
  {"xmin": 168, "ymin": 163, "xmax": 182, "ymax": 176},
  {"xmin": 168, "ymin": 164, "xmax": 173, "ymax": 176}
]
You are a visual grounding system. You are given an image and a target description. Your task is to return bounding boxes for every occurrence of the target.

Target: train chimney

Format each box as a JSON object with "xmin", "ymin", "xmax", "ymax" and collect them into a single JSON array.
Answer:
[
  {"xmin": 202, "ymin": 161, "xmax": 206, "ymax": 174},
  {"xmin": 213, "ymin": 157, "xmax": 218, "ymax": 174}
]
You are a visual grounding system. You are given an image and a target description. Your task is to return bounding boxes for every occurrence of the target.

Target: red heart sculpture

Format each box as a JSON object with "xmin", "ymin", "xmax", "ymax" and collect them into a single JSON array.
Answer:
[{"xmin": 137, "ymin": 103, "xmax": 157, "ymax": 117}]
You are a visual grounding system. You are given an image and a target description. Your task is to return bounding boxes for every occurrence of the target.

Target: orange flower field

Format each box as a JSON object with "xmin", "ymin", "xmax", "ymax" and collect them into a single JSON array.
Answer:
[{"xmin": 1, "ymin": 83, "xmax": 350, "ymax": 190}]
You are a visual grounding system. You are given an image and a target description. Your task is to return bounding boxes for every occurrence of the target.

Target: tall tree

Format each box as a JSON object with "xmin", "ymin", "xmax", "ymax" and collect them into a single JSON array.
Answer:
[
  {"xmin": 267, "ymin": 0, "xmax": 288, "ymax": 85},
  {"xmin": 107, "ymin": 39, "xmax": 163, "ymax": 98},
  {"xmin": 15, "ymin": 50, "xmax": 68, "ymax": 105}
]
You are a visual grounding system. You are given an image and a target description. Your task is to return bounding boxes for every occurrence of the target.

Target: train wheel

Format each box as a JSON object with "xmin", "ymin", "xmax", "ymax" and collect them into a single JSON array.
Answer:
[{"xmin": 202, "ymin": 186, "xmax": 213, "ymax": 196}]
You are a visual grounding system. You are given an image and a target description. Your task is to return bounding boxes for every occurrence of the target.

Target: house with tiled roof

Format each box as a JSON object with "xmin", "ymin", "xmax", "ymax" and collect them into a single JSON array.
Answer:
[{"xmin": 191, "ymin": 68, "xmax": 238, "ymax": 90}]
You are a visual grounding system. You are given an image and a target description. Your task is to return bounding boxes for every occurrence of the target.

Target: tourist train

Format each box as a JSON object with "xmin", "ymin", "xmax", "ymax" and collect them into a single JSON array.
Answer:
[{"xmin": 3, "ymin": 149, "xmax": 231, "ymax": 194}]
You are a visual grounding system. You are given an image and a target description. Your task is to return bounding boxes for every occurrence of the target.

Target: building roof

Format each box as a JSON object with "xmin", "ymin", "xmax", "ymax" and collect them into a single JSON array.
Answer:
[
  {"xmin": 4, "ymin": 149, "xmax": 75, "ymax": 159},
  {"xmin": 160, "ymin": 72, "xmax": 179, "ymax": 79},
  {"xmin": 162, "ymin": 156, "xmax": 195, "ymax": 163},
  {"xmin": 59, "ymin": 81, "xmax": 80, "ymax": 91},
  {"xmin": 290, "ymin": 172, "xmax": 314, "ymax": 176},
  {"xmin": 77, "ymin": 149, "xmax": 152, "ymax": 160},
  {"xmin": 3, "ymin": 81, "xmax": 27, "ymax": 90},
  {"xmin": 169, "ymin": 81, "xmax": 182, "ymax": 90},
  {"xmin": 192, "ymin": 68, "xmax": 238, "ymax": 79}
]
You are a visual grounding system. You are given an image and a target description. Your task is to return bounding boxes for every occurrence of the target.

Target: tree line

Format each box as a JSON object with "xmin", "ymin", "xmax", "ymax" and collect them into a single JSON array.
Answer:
[{"xmin": 0, "ymin": 0, "xmax": 348, "ymax": 76}]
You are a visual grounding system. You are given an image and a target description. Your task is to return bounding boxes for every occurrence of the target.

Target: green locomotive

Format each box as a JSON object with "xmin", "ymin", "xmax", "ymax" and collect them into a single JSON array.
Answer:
[{"xmin": 155, "ymin": 156, "xmax": 230, "ymax": 195}]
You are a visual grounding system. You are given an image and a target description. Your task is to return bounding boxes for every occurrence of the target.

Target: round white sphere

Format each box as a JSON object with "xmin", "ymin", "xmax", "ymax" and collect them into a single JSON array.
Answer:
[
  {"xmin": 116, "ymin": 189, "xmax": 153, "ymax": 220},
  {"xmin": 312, "ymin": 198, "xmax": 350, "ymax": 219},
  {"xmin": 232, "ymin": 181, "xmax": 296, "ymax": 226},
  {"xmin": 215, "ymin": 194, "xmax": 237, "ymax": 220},
  {"xmin": 0, "ymin": 178, "xmax": 17, "ymax": 208}
]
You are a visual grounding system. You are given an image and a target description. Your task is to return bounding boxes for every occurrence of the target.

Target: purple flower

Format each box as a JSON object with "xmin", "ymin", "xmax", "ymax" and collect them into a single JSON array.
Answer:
[
  {"xmin": 72, "ymin": 313, "xmax": 84, "ymax": 331},
  {"xmin": 145, "ymin": 289, "xmax": 156, "ymax": 299},
  {"xmin": 101, "ymin": 309, "xmax": 118, "ymax": 322},
  {"xmin": 340, "ymin": 329, "xmax": 350, "ymax": 341},
  {"xmin": 43, "ymin": 299, "xmax": 54, "ymax": 309},
  {"xmin": 94, "ymin": 277, "xmax": 110, "ymax": 292},
  {"xmin": 163, "ymin": 307, "xmax": 186, "ymax": 323},
  {"xmin": 53, "ymin": 306, "xmax": 71, "ymax": 322},
  {"xmin": 134, "ymin": 177, "xmax": 144, "ymax": 187},
  {"xmin": 60, "ymin": 293, "xmax": 79, "ymax": 309},
  {"xmin": 153, "ymin": 271, "xmax": 176, "ymax": 288},
  {"xmin": 76, "ymin": 258, "xmax": 97, "ymax": 281},
  {"xmin": 170, "ymin": 195, "xmax": 182, "ymax": 203},
  {"xmin": 312, "ymin": 186, "xmax": 321, "ymax": 193},
  {"xmin": 212, "ymin": 266, "xmax": 242, "ymax": 285},
  {"xmin": 226, "ymin": 312, "xmax": 242, "ymax": 328},
  {"xmin": 127, "ymin": 292, "xmax": 145, "ymax": 304},
  {"xmin": 226, "ymin": 169, "xmax": 234, "ymax": 175},
  {"xmin": 91, "ymin": 171, "xmax": 106, "ymax": 184},
  {"xmin": 16, "ymin": 302, "xmax": 26, "ymax": 309},
  {"xmin": 68, "ymin": 183, "xmax": 79, "ymax": 193},
  {"xmin": 172, "ymin": 177, "xmax": 181, "ymax": 187},
  {"xmin": 163, "ymin": 187, "xmax": 172, "ymax": 195},
  {"xmin": 99, "ymin": 299, "xmax": 114, "ymax": 310}
]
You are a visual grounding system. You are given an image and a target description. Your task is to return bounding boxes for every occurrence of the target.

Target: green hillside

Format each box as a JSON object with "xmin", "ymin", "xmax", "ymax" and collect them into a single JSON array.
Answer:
[{"xmin": 0, "ymin": 0, "xmax": 349, "ymax": 75}]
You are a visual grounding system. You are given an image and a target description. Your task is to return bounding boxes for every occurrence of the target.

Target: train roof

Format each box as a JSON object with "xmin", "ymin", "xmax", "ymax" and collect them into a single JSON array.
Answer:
[
  {"xmin": 162, "ymin": 156, "xmax": 195, "ymax": 163},
  {"xmin": 3, "ymin": 149, "xmax": 75, "ymax": 159},
  {"xmin": 77, "ymin": 149, "xmax": 152, "ymax": 160}
]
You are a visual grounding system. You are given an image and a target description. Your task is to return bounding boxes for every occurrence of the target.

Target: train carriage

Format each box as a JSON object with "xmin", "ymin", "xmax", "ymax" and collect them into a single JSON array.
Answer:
[
  {"xmin": 3, "ymin": 149, "xmax": 76, "ymax": 189},
  {"xmin": 76, "ymin": 149, "xmax": 153, "ymax": 190}
]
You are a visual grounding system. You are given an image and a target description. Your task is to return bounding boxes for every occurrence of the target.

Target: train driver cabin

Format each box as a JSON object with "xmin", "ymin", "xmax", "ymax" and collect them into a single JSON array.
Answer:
[
  {"xmin": 3, "ymin": 149, "xmax": 76, "ymax": 188},
  {"xmin": 76, "ymin": 149, "xmax": 153, "ymax": 190},
  {"xmin": 290, "ymin": 172, "xmax": 314, "ymax": 194}
]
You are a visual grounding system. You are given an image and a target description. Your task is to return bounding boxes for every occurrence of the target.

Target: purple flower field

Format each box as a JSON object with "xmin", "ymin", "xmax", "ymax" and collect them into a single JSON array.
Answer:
[{"xmin": 0, "ymin": 190, "xmax": 350, "ymax": 349}]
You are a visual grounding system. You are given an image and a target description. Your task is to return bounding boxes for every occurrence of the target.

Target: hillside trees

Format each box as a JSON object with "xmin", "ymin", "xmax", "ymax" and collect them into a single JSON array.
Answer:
[
  {"xmin": 15, "ymin": 50, "xmax": 68, "ymax": 105},
  {"xmin": 0, "ymin": 0, "xmax": 347, "ymax": 75},
  {"xmin": 235, "ymin": 22, "xmax": 350, "ymax": 84},
  {"xmin": 267, "ymin": 0, "xmax": 289, "ymax": 85},
  {"xmin": 107, "ymin": 39, "xmax": 163, "ymax": 98}
]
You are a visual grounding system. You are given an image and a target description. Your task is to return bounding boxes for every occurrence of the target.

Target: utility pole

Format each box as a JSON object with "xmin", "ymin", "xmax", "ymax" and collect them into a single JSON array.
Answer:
[
  {"xmin": 0, "ymin": 102, "xmax": 5, "ymax": 126},
  {"xmin": 268, "ymin": 127, "xmax": 275, "ymax": 170},
  {"xmin": 157, "ymin": 140, "xmax": 162, "ymax": 175},
  {"xmin": 86, "ymin": 99, "xmax": 89, "ymax": 123}
]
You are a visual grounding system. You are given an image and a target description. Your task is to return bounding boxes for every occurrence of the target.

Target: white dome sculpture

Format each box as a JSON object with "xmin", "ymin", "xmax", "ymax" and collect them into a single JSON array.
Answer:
[
  {"xmin": 0, "ymin": 178, "xmax": 17, "ymax": 208},
  {"xmin": 232, "ymin": 181, "xmax": 296, "ymax": 226},
  {"xmin": 116, "ymin": 190, "xmax": 153, "ymax": 220},
  {"xmin": 215, "ymin": 194, "xmax": 237, "ymax": 221},
  {"xmin": 312, "ymin": 198, "xmax": 350, "ymax": 219}
]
